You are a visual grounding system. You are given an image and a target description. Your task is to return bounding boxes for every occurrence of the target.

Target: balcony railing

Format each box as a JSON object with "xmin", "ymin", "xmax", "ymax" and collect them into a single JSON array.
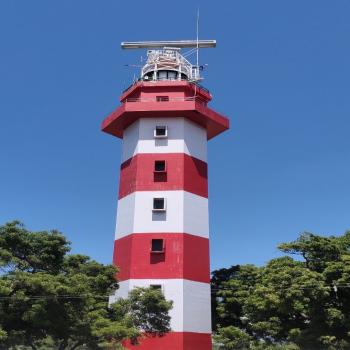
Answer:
[
  {"xmin": 122, "ymin": 80, "xmax": 210, "ymax": 95},
  {"xmin": 123, "ymin": 96, "xmax": 207, "ymax": 105}
]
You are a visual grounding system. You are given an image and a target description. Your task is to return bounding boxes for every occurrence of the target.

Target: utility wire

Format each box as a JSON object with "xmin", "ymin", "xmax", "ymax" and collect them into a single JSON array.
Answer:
[
  {"xmin": 0, "ymin": 295, "xmax": 110, "ymax": 300},
  {"xmin": 211, "ymin": 283, "xmax": 350, "ymax": 293},
  {"xmin": 0, "ymin": 284, "xmax": 349, "ymax": 300}
]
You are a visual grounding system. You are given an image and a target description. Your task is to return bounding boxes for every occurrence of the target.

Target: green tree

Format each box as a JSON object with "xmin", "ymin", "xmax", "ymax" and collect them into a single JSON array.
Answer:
[
  {"xmin": 212, "ymin": 231, "xmax": 350, "ymax": 350},
  {"xmin": 0, "ymin": 221, "xmax": 172, "ymax": 350},
  {"xmin": 213, "ymin": 326, "xmax": 252, "ymax": 349},
  {"xmin": 278, "ymin": 232, "xmax": 350, "ymax": 272},
  {"xmin": 211, "ymin": 265, "xmax": 260, "ymax": 330}
]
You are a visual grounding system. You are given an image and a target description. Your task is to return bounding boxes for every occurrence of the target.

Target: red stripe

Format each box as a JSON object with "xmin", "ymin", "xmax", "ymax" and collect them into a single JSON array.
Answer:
[
  {"xmin": 119, "ymin": 153, "xmax": 208, "ymax": 199},
  {"xmin": 101, "ymin": 81, "xmax": 230, "ymax": 140},
  {"xmin": 123, "ymin": 331, "xmax": 212, "ymax": 350},
  {"xmin": 113, "ymin": 233, "xmax": 210, "ymax": 283}
]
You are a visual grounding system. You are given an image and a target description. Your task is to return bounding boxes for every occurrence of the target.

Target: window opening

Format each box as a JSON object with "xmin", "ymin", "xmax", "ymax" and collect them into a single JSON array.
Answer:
[
  {"xmin": 150, "ymin": 284, "xmax": 162, "ymax": 291},
  {"xmin": 151, "ymin": 239, "xmax": 164, "ymax": 252},
  {"xmin": 156, "ymin": 96, "xmax": 169, "ymax": 102},
  {"xmin": 154, "ymin": 125, "xmax": 167, "ymax": 138},
  {"xmin": 154, "ymin": 160, "xmax": 166, "ymax": 172},
  {"xmin": 153, "ymin": 198, "xmax": 166, "ymax": 211}
]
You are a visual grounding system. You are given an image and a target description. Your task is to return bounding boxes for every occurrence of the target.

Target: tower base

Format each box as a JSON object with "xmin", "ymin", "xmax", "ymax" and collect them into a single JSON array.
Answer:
[{"xmin": 123, "ymin": 332, "xmax": 212, "ymax": 350}]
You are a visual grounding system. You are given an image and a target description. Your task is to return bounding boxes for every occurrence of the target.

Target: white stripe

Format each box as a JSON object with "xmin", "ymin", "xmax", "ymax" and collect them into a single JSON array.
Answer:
[
  {"xmin": 122, "ymin": 118, "xmax": 207, "ymax": 162},
  {"xmin": 110, "ymin": 279, "xmax": 211, "ymax": 334},
  {"xmin": 115, "ymin": 191, "xmax": 209, "ymax": 239}
]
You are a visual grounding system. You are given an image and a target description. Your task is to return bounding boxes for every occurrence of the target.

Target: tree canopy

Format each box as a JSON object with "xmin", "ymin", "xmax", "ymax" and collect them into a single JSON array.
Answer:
[
  {"xmin": 0, "ymin": 221, "xmax": 172, "ymax": 350},
  {"xmin": 212, "ymin": 231, "xmax": 350, "ymax": 350}
]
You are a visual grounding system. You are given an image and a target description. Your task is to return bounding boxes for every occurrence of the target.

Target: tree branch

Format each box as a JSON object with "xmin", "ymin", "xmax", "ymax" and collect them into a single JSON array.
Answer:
[
  {"xmin": 58, "ymin": 340, "xmax": 69, "ymax": 350},
  {"xmin": 70, "ymin": 341, "xmax": 83, "ymax": 350}
]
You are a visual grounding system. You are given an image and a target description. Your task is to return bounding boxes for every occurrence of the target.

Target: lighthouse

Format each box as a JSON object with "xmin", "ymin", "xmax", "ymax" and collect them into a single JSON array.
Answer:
[{"xmin": 102, "ymin": 40, "xmax": 229, "ymax": 350}]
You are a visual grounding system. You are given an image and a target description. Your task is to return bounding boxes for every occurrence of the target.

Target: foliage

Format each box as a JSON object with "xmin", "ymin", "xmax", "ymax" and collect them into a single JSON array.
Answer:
[
  {"xmin": 0, "ymin": 222, "xmax": 172, "ymax": 350},
  {"xmin": 213, "ymin": 326, "xmax": 252, "ymax": 349},
  {"xmin": 93, "ymin": 288, "xmax": 172, "ymax": 349},
  {"xmin": 127, "ymin": 287, "xmax": 172, "ymax": 335},
  {"xmin": 212, "ymin": 231, "xmax": 350, "ymax": 350}
]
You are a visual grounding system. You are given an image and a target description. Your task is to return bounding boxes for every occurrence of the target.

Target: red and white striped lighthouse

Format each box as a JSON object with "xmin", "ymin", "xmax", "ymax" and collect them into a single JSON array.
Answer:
[{"xmin": 102, "ymin": 40, "xmax": 229, "ymax": 350}]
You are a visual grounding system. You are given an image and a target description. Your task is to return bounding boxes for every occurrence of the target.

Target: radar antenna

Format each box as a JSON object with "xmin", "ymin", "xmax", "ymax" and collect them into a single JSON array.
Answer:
[{"xmin": 121, "ymin": 39, "xmax": 216, "ymax": 82}]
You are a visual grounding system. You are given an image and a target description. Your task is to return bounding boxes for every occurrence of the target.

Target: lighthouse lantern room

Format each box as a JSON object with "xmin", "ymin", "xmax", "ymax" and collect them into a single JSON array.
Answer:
[{"xmin": 102, "ymin": 39, "xmax": 229, "ymax": 350}]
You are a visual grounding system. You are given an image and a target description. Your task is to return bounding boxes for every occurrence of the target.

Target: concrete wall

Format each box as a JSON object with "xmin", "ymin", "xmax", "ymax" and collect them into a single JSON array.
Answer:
[
  {"xmin": 115, "ymin": 190, "xmax": 209, "ymax": 239},
  {"xmin": 122, "ymin": 118, "xmax": 207, "ymax": 162},
  {"xmin": 110, "ymin": 279, "xmax": 211, "ymax": 333}
]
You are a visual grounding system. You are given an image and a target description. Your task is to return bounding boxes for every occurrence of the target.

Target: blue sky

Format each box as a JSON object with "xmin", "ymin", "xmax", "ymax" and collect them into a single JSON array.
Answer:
[{"xmin": 1, "ymin": 0, "xmax": 349, "ymax": 270}]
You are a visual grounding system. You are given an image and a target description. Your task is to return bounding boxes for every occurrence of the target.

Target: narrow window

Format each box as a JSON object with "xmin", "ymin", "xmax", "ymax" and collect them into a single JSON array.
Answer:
[
  {"xmin": 168, "ymin": 71, "xmax": 177, "ymax": 80},
  {"xmin": 151, "ymin": 239, "xmax": 164, "ymax": 253},
  {"xmin": 150, "ymin": 284, "xmax": 162, "ymax": 291},
  {"xmin": 153, "ymin": 198, "xmax": 166, "ymax": 211},
  {"xmin": 158, "ymin": 72, "xmax": 167, "ymax": 81},
  {"xmin": 154, "ymin": 160, "xmax": 166, "ymax": 173},
  {"xmin": 154, "ymin": 125, "xmax": 167, "ymax": 138},
  {"xmin": 156, "ymin": 96, "xmax": 169, "ymax": 102}
]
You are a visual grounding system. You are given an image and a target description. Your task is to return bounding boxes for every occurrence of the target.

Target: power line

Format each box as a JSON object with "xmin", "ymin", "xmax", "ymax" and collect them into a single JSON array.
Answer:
[
  {"xmin": 0, "ymin": 295, "xmax": 110, "ymax": 300},
  {"xmin": 0, "ymin": 284, "xmax": 349, "ymax": 300},
  {"xmin": 211, "ymin": 284, "xmax": 350, "ymax": 294}
]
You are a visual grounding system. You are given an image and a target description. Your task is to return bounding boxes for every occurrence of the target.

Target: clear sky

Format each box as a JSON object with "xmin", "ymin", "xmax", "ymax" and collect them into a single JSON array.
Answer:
[{"xmin": 1, "ymin": 0, "xmax": 349, "ymax": 270}]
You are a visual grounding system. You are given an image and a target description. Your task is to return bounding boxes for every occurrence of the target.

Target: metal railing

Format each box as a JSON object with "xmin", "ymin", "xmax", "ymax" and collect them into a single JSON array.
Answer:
[
  {"xmin": 121, "ymin": 80, "xmax": 210, "ymax": 96},
  {"xmin": 141, "ymin": 49, "xmax": 196, "ymax": 81},
  {"xmin": 123, "ymin": 96, "xmax": 207, "ymax": 105}
]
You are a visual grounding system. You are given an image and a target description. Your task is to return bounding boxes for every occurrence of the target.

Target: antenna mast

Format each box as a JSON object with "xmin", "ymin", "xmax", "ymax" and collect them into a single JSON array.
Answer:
[{"xmin": 196, "ymin": 9, "xmax": 200, "ymax": 79}]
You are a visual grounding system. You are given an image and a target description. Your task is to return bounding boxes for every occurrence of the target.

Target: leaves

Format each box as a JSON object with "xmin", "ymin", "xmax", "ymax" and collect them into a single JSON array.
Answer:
[
  {"xmin": 127, "ymin": 287, "xmax": 172, "ymax": 336},
  {"xmin": 0, "ymin": 221, "xmax": 172, "ymax": 349},
  {"xmin": 213, "ymin": 326, "xmax": 252, "ymax": 349},
  {"xmin": 213, "ymin": 230, "xmax": 350, "ymax": 350},
  {"xmin": 0, "ymin": 221, "xmax": 70, "ymax": 274}
]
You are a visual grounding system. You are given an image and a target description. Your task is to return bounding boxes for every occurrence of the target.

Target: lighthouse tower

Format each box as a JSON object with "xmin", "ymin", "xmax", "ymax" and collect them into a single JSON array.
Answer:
[{"xmin": 102, "ymin": 40, "xmax": 229, "ymax": 350}]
